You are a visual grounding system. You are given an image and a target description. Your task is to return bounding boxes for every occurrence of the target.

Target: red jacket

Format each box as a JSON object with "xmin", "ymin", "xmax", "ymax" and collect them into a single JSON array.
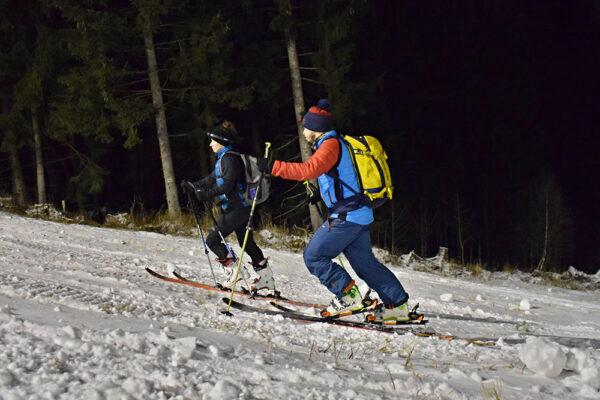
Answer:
[{"xmin": 271, "ymin": 139, "xmax": 339, "ymax": 181}]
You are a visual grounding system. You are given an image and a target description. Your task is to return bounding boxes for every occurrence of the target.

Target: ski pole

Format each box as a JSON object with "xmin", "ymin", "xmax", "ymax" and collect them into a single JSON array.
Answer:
[
  {"xmin": 187, "ymin": 192, "xmax": 218, "ymax": 285},
  {"xmin": 222, "ymin": 142, "xmax": 271, "ymax": 316}
]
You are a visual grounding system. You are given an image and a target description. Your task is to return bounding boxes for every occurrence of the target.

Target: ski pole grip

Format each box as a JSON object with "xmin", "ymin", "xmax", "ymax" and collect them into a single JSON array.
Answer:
[{"xmin": 303, "ymin": 181, "xmax": 314, "ymax": 196}]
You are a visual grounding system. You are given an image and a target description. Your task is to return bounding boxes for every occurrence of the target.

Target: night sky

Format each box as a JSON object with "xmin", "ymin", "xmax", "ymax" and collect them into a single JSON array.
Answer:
[{"xmin": 375, "ymin": 1, "xmax": 599, "ymax": 271}]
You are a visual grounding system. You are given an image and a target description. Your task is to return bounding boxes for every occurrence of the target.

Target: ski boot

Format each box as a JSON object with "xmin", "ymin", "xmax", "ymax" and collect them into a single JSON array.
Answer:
[
  {"xmin": 366, "ymin": 302, "xmax": 410, "ymax": 322},
  {"xmin": 249, "ymin": 258, "xmax": 276, "ymax": 293},
  {"xmin": 321, "ymin": 280, "xmax": 364, "ymax": 318},
  {"xmin": 218, "ymin": 256, "xmax": 250, "ymax": 290}
]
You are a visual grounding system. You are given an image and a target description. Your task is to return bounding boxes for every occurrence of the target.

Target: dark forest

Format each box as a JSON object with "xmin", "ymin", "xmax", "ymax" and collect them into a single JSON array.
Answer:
[{"xmin": 1, "ymin": 1, "xmax": 598, "ymax": 273}]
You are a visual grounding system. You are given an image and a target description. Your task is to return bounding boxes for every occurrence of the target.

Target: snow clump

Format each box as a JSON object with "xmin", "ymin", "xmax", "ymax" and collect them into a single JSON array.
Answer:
[
  {"xmin": 519, "ymin": 298, "xmax": 531, "ymax": 311},
  {"xmin": 565, "ymin": 348, "xmax": 600, "ymax": 388},
  {"xmin": 440, "ymin": 293, "xmax": 454, "ymax": 302},
  {"xmin": 519, "ymin": 337, "xmax": 566, "ymax": 377}
]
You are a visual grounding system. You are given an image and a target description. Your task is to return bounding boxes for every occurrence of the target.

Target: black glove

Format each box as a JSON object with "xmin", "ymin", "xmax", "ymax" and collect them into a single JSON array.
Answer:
[
  {"xmin": 180, "ymin": 179, "xmax": 196, "ymax": 195},
  {"xmin": 181, "ymin": 179, "xmax": 210, "ymax": 202},
  {"xmin": 304, "ymin": 181, "xmax": 321, "ymax": 204},
  {"xmin": 256, "ymin": 154, "xmax": 274, "ymax": 175}
]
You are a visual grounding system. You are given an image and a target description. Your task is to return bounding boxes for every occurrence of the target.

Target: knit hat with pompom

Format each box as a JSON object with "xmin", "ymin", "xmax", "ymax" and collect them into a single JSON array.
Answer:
[{"xmin": 302, "ymin": 99, "xmax": 331, "ymax": 132}]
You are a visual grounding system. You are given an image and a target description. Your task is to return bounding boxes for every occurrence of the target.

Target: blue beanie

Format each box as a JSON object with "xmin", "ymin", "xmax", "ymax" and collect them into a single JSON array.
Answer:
[{"xmin": 302, "ymin": 99, "xmax": 331, "ymax": 132}]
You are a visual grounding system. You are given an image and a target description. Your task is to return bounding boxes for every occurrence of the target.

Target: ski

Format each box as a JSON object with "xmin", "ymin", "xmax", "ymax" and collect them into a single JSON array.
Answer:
[
  {"xmin": 242, "ymin": 300, "xmax": 512, "ymax": 344},
  {"xmin": 148, "ymin": 268, "xmax": 517, "ymax": 342},
  {"xmin": 271, "ymin": 301, "xmax": 426, "ymax": 325},
  {"xmin": 222, "ymin": 298, "xmax": 447, "ymax": 339},
  {"xmin": 319, "ymin": 300, "xmax": 382, "ymax": 319},
  {"xmin": 145, "ymin": 267, "xmax": 325, "ymax": 309}
]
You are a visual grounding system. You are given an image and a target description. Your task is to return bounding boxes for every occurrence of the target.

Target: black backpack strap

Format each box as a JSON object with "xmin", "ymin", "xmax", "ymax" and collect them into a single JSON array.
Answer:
[
  {"xmin": 325, "ymin": 137, "xmax": 361, "ymax": 199},
  {"xmin": 324, "ymin": 138, "xmax": 345, "ymax": 202}
]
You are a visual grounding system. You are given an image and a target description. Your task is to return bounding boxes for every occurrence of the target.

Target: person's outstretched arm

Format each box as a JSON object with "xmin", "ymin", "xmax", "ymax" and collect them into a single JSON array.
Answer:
[{"xmin": 271, "ymin": 139, "xmax": 339, "ymax": 181}]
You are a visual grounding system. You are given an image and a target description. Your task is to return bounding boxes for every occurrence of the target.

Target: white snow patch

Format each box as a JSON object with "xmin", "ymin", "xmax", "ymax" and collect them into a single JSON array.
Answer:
[
  {"xmin": 519, "ymin": 298, "xmax": 531, "ymax": 311},
  {"xmin": 519, "ymin": 337, "xmax": 566, "ymax": 377},
  {"xmin": 166, "ymin": 262, "xmax": 179, "ymax": 277},
  {"xmin": 209, "ymin": 379, "xmax": 241, "ymax": 398},
  {"xmin": 440, "ymin": 293, "xmax": 454, "ymax": 302}
]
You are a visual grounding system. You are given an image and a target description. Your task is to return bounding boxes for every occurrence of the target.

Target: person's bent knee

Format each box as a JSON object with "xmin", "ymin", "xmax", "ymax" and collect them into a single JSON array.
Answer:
[
  {"xmin": 205, "ymin": 231, "xmax": 220, "ymax": 250},
  {"xmin": 303, "ymin": 247, "xmax": 318, "ymax": 265}
]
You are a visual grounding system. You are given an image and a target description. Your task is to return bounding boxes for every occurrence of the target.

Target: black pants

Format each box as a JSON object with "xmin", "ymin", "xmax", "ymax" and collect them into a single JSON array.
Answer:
[{"xmin": 205, "ymin": 206, "xmax": 264, "ymax": 264}]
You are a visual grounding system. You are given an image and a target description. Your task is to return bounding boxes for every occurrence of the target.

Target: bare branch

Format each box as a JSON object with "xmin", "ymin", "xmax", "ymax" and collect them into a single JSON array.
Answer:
[{"xmin": 301, "ymin": 77, "xmax": 327, "ymax": 85}]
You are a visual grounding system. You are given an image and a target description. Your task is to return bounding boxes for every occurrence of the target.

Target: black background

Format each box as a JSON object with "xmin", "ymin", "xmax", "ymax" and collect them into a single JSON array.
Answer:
[{"xmin": 374, "ymin": 2, "xmax": 599, "ymax": 272}]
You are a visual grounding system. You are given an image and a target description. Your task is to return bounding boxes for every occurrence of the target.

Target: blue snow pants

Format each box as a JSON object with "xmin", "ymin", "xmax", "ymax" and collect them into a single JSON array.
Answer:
[{"xmin": 303, "ymin": 218, "xmax": 409, "ymax": 307}]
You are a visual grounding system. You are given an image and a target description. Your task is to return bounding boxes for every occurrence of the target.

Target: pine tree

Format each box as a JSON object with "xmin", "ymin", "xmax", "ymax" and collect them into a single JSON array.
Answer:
[
  {"xmin": 8, "ymin": 3, "xmax": 60, "ymax": 205},
  {"xmin": 268, "ymin": 1, "xmax": 379, "ymax": 231},
  {"xmin": 0, "ymin": 0, "xmax": 37, "ymax": 207},
  {"xmin": 273, "ymin": 0, "xmax": 322, "ymax": 231},
  {"xmin": 165, "ymin": 1, "xmax": 255, "ymax": 182},
  {"xmin": 49, "ymin": 0, "xmax": 155, "ymax": 211},
  {"xmin": 134, "ymin": 0, "xmax": 180, "ymax": 217}
]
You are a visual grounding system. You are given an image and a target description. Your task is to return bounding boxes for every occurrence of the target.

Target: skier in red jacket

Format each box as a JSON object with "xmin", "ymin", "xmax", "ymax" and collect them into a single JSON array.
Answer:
[{"xmin": 259, "ymin": 100, "xmax": 410, "ymax": 321}]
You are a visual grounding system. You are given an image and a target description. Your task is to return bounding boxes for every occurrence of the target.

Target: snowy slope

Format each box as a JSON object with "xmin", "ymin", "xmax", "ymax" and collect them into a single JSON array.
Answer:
[{"xmin": 0, "ymin": 211, "xmax": 599, "ymax": 399}]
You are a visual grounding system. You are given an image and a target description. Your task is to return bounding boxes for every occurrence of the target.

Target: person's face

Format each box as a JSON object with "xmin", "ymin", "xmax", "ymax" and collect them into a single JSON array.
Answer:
[
  {"xmin": 210, "ymin": 139, "xmax": 225, "ymax": 153},
  {"xmin": 303, "ymin": 127, "xmax": 321, "ymax": 144}
]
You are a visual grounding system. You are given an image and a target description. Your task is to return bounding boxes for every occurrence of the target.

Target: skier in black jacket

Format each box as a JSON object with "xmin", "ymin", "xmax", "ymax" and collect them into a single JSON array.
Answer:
[{"xmin": 181, "ymin": 121, "xmax": 275, "ymax": 292}]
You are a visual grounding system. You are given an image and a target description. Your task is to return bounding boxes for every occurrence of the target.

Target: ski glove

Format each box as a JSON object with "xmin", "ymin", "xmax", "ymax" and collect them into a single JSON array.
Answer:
[
  {"xmin": 180, "ymin": 180, "xmax": 196, "ymax": 195},
  {"xmin": 181, "ymin": 180, "xmax": 210, "ymax": 202},
  {"xmin": 304, "ymin": 181, "xmax": 321, "ymax": 204},
  {"xmin": 256, "ymin": 154, "xmax": 274, "ymax": 176}
]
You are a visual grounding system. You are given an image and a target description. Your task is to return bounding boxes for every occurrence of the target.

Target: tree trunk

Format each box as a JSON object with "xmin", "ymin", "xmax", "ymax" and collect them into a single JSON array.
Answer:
[
  {"xmin": 281, "ymin": 0, "xmax": 322, "ymax": 231},
  {"xmin": 142, "ymin": 12, "xmax": 181, "ymax": 218},
  {"xmin": 391, "ymin": 200, "xmax": 395, "ymax": 254},
  {"xmin": 32, "ymin": 107, "xmax": 46, "ymax": 204},
  {"xmin": 419, "ymin": 200, "xmax": 428, "ymax": 256},
  {"xmin": 536, "ymin": 194, "xmax": 550, "ymax": 272},
  {"xmin": 8, "ymin": 139, "xmax": 28, "ymax": 207},
  {"xmin": 456, "ymin": 193, "xmax": 465, "ymax": 265}
]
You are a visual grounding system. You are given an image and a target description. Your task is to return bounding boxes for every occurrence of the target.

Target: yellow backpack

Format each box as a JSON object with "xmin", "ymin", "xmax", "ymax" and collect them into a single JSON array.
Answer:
[{"xmin": 340, "ymin": 135, "xmax": 393, "ymax": 208}]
